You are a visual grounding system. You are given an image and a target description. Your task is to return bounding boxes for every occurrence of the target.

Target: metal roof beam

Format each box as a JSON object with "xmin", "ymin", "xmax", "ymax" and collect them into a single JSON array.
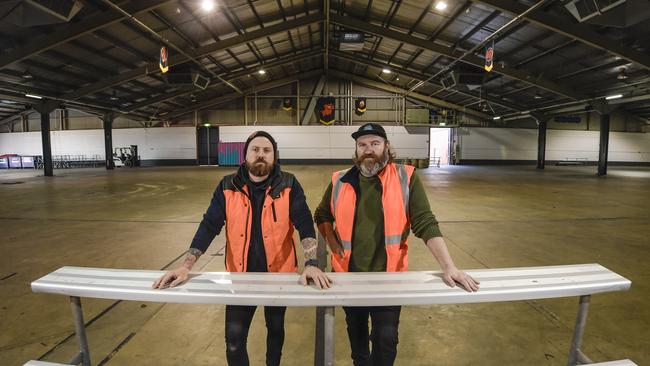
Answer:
[
  {"xmin": 167, "ymin": 69, "xmax": 323, "ymax": 120},
  {"xmin": 0, "ymin": 0, "xmax": 175, "ymax": 70},
  {"xmin": 330, "ymin": 50, "xmax": 523, "ymax": 112},
  {"xmin": 61, "ymin": 13, "xmax": 323, "ymax": 101},
  {"xmin": 429, "ymin": 0, "xmax": 472, "ymax": 41},
  {"xmin": 474, "ymin": 0, "xmax": 650, "ymax": 70},
  {"xmin": 126, "ymin": 50, "xmax": 323, "ymax": 113},
  {"xmin": 456, "ymin": 10, "xmax": 501, "ymax": 46},
  {"xmin": 330, "ymin": 13, "xmax": 585, "ymax": 100},
  {"xmin": 328, "ymin": 69, "xmax": 490, "ymax": 119}
]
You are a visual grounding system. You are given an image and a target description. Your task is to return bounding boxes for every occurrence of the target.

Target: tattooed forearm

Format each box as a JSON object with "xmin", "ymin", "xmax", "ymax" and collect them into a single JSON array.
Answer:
[
  {"xmin": 301, "ymin": 237, "xmax": 318, "ymax": 261},
  {"xmin": 183, "ymin": 248, "xmax": 203, "ymax": 269}
]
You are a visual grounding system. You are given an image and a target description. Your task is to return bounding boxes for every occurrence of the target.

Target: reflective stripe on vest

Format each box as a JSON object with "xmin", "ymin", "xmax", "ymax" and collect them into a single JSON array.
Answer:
[{"xmin": 330, "ymin": 163, "xmax": 414, "ymax": 272}]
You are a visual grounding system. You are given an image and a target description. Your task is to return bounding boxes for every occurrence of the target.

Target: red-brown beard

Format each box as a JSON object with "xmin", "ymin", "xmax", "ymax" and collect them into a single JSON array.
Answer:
[
  {"xmin": 353, "ymin": 146, "xmax": 389, "ymax": 176},
  {"xmin": 246, "ymin": 157, "xmax": 273, "ymax": 177}
]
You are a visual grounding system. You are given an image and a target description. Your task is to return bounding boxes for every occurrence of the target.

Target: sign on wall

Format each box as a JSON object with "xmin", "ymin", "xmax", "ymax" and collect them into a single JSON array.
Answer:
[{"xmin": 317, "ymin": 96, "xmax": 336, "ymax": 125}]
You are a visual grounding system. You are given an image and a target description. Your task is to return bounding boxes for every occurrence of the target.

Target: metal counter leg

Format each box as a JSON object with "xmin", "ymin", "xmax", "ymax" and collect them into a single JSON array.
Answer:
[
  {"xmin": 315, "ymin": 306, "xmax": 335, "ymax": 366},
  {"xmin": 70, "ymin": 296, "xmax": 92, "ymax": 366},
  {"xmin": 567, "ymin": 295, "xmax": 591, "ymax": 366}
]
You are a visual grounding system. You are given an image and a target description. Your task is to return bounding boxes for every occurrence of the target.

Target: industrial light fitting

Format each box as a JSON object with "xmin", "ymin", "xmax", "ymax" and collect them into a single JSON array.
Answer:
[
  {"xmin": 435, "ymin": 1, "xmax": 448, "ymax": 10},
  {"xmin": 201, "ymin": 0, "xmax": 215, "ymax": 12}
]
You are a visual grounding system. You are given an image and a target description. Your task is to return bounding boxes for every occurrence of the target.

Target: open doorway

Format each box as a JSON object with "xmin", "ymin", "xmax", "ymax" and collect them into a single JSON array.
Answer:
[
  {"xmin": 197, "ymin": 126, "xmax": 219, "ymax": 165},
  {"xmin": 429, "ymin": 128, "xmax": 451, "ymax": 166}
]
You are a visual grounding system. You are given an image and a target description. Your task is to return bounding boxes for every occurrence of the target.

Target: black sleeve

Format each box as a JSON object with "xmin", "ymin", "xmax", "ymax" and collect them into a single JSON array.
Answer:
[
  {"xmin": 189, "ymin": 180, "xmax": 227, "ymax": 253},
  {"xmin": 289, "ymin": 177, "xmax": 317, "ymax": 240},
  {"xmin": 314, "ymin": 182, "xmax": 334, "ymax": 224}
]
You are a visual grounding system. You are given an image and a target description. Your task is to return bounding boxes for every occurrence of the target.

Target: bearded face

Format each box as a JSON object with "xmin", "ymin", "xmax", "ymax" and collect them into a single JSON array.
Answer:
[
  {"xmin": 353, "ymin": 135, "xmax": 390, "ymax": 177},
  {"xmin": 247, "ymin": 156, "xmax": 273, "ymax": 177},
  {"xmin": 245, "ymin": 137, "xmax": 275, "ymax": 178}
]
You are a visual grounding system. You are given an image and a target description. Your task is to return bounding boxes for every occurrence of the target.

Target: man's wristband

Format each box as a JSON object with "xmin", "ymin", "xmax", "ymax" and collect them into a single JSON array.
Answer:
[{"xmin": 305, "ymin": 259, "xmax": 319, "ymax": 268}]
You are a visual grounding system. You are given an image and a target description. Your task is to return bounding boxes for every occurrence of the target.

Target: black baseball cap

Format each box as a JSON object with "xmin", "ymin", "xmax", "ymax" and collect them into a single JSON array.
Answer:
[{"xmin": 351, "ymin": 123, "xmax": 387, "ymax": 140}]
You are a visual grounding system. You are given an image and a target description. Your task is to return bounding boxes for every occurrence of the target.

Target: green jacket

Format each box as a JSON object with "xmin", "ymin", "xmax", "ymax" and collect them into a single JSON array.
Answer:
[{"xmin": 314, "ymin": 165, "xmax": 442, "ymax": 272}]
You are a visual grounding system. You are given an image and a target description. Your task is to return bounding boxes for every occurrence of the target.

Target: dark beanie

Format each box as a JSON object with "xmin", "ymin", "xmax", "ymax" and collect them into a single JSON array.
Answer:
[{"xmin": 243, "ymin": 130, "xmax": 278, "ymax": 159}]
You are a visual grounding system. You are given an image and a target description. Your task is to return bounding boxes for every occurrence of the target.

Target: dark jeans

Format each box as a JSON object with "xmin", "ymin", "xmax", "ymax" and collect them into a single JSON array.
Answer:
[
  {"xmin": 225, "ymin": 305, "xmax": 287, "ymax": 366},
  {"xmin": 343, "ymin": 306, "xmax": 402, "ymax": 366}
]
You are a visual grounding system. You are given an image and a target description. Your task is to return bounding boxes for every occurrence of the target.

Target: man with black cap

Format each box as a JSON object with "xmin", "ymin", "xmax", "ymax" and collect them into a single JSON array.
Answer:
[
  {"xmin": 314, "ymin": 123, "xmax": 479, "ymax": 366},
  {"xmin": 154, "ymin": 130, "xmax": 331, "ymax": 366}
]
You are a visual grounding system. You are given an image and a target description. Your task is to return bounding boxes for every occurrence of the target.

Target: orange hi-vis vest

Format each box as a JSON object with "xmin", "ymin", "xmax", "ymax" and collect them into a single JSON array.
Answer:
[
  {"xmin": 222, "ymin": 172, "xmax": 297, "ymax": 273},
  {"xmin": 330, "ymin": 163, "xmax": 415, "ymax": 272}
]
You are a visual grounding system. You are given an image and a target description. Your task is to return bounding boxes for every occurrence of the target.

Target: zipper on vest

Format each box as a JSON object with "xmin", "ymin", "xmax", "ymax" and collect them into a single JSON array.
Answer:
[
  {"xmin": 271, "ymin": 201, "xmax": 277, "ymax": 222},
  {"xmin": 234, "ymin": 182, "xmax": 251, "ymax": 272},
  {"xmin": 243, "ymin": 202, "xmax": 250, "ymax": 271}
]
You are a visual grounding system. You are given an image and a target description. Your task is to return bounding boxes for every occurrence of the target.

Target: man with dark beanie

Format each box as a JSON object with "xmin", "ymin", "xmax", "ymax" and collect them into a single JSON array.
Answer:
[{"xmin": 154, "ymin": 130, "xmax": 331, "ymax": 366}]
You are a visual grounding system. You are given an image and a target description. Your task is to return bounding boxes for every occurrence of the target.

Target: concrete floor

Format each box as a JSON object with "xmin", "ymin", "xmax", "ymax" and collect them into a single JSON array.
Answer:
[{"xmin": 0, "ymin": 164, "xmax": 648, "ymax": 365}]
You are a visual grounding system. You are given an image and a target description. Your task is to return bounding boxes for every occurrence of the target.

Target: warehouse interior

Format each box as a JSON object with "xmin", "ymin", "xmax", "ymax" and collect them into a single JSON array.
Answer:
[{"xmin": 0, "ymin": 0, "xmax": 649, "ymax": 365}]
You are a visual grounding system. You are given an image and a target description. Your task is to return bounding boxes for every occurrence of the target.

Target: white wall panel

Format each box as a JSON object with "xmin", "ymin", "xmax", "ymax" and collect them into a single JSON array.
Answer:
[
  {"xmin": 113, "ymin": 127, "xmax": 196, "ymax": 160},
  {"xmin": 218, "ymin": 125, "xmax": 429, "ymax": 159},
  {"xmin": 609, "ymin": 132, "xmax": 650, "ymax": 162},
  {"xmin": 51, "ymin": 130, "xmax": 104, "ymax": 156},
  {"xmin": 3, "ymin": 126, "xmax": 647, "ymax": 163},
  {"xmin": 0, "ymin": 132, "xmax": 43, "ymax": 155},
  {"xmin": 460, "ymin": 127, "xmax": 650, "ymax": 162},
  {"xmin": 0, "ymin": 128, "xmax": 196, "ymax": 160},
  {"xmin": 459, "ymin": 128, "xmax": 538, "ymax": 160},
  {"xmin": 546, "ymin": 130, "xmax": 599, "ymax": 160}
]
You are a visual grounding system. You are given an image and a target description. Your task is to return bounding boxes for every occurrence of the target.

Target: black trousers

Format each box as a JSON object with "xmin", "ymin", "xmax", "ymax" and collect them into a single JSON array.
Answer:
[
  {"xmin": 225, "ymin": 305, "xmax": 287, "ymax": 366},
  {"xmin": 343, "ymin": 306, "xmax": 402, "ymax": 366}
]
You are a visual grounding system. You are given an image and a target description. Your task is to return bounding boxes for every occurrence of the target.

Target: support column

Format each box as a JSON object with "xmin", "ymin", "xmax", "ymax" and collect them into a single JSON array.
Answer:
[
  {"xmin": 537, "ymin": 118, "xmax": 547, "ymax": 169},
  {"xmin": 301, "ymin": 75, "xmax": 326, "ymax": 125},
  {"xmin": 296, "ymin": 81, "xmax": 301, "ymax": 125},
  {"xmin": 40, "ymin": 112, "xmax": 53, "ymax": 176},
  {"xmin": 103, "ymin": 113, "xmax": 115, "ymax": 170},
  {"xmin": 244, "ymin": 95, "xmax": 248, "ymax": 126},
  {"xmin": 61, "ymin": 108, "xmax": 68, "ymax": 130},
  {"xmin": 34, "ymin": 100, "xmax": 59, "ymax": 177},
  {"xmin": 598, "ymin": 114, "xmax": 610, "ymax": 176}
]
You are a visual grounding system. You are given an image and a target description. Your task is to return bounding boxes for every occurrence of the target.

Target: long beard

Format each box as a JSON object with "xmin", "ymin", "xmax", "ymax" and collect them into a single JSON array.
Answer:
[
  {"xmin": 353, "ymin": 147, "xmax": 389, "ymax": 177},
  {"xmin": 246, "ymin": 158, "xmax": 273, "ymax": 177}
]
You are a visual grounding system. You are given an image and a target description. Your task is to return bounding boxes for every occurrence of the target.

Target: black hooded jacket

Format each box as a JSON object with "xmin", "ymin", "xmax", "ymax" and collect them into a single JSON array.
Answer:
[{"xmin": 189, "ymin": 163, "xmax": 315, "ymax": 272}]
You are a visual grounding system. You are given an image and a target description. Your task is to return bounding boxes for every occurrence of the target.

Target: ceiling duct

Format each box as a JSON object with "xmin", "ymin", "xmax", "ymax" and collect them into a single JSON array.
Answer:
[
  {"xmin": 1, "ymin": 0, "xmax": 83, "ymax": 27},
  {"xmin": 453, "ymin": 65, "xmax": 485, "ymax": 91},
  {"xmin": 163, "ymin": 65, "xmax": 211, "ymax": 90},
  {"xmin": 440, "ymin": 72, "xmax": 457, "ymax": 89},
  {"xmin": 339, "ymin": 32, "xmax": 365, "ymax": 51},
  {"xmin": 562, "ymin": 0, "xmax": 650, "ymax": 27}
]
